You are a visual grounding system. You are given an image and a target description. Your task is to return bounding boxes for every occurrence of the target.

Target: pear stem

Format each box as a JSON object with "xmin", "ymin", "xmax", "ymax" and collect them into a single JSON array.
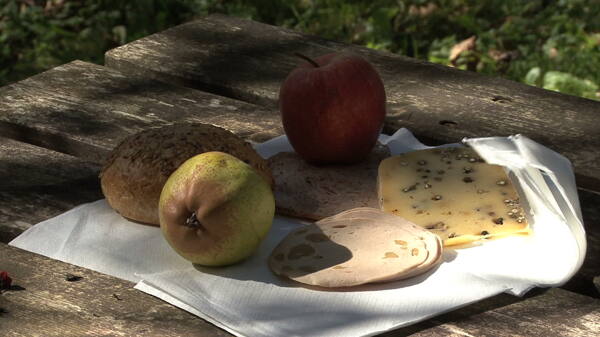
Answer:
[
  {"xmin": 294, "ymin": 52, "xmax": 319, "ymax": 67},
  {"xmin": 185, "ymin": 212, "xmax": 203, "ymax": 230}
]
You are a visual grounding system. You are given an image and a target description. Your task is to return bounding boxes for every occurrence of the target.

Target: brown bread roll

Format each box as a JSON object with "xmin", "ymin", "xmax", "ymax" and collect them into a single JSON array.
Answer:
[{"xmin": 100, "ymin": 123, "xmax": 273, "ymax": 225}]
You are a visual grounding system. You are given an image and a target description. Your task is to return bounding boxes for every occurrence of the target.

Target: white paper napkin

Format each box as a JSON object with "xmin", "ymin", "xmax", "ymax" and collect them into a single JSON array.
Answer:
[{"xmin": 10, "ymin": 128, "xmax": 586, "ymax": 337}]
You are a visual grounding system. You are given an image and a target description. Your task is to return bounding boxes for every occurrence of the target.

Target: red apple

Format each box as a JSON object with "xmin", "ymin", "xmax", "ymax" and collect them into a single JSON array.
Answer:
[{"xmin": 279, "ymin": 52, "xmax": 386, "ymax": 164}]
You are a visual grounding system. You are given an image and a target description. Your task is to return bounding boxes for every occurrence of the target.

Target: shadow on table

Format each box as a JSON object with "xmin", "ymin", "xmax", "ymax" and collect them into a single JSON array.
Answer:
[{"xmin": 192, "ymin": 240, "xmax": 457, "ymax": 293}]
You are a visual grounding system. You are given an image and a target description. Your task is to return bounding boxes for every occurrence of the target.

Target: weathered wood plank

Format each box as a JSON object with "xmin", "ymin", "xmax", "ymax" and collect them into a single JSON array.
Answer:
[
  {"xmin": 0, "ymin": 137, "xmax": 102, "ymax": 243},
  {"xmin": 566, "ymin": 189, "xmax": 600, "ymax": 298},
  {"xmin": 105, "ymin": 14, "xmax": 600, "ymax": 192},
  {"xmin": 0, "ymin": 60, "xmax": 283, "ymax": 164},
  {"xmin": 1, "ymin": 243, "xmax": 598, "ymax": 337},
  {"xmin": 397, "ymin": 287, "xmax": 600, "ymax": 337},
  {"xmin": 0, "ymin": 244, "xmax": 230, "ymax": 337}
]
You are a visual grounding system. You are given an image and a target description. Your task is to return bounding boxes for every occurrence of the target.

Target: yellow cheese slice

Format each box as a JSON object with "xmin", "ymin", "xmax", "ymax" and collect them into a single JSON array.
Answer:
[{"xmin": 378, "ymin": 147, "xmax": 530, "ymax": 246}]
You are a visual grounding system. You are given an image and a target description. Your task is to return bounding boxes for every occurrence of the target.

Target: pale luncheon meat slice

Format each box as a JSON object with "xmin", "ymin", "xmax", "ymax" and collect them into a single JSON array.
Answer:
[
  {"xmin": 318, "ymin": 207, "xmax": 437, "ymax": 241},
  {"xmin": 317, "ymin": 208, "xmax": 443, "ymax": 281},
  {"xmin": 397, "ymin": 232, "xmax": 443, "ymax": 280},
  {"xmin": 269, "ymin": 208, "xmax": 442, "ymax": 288}
]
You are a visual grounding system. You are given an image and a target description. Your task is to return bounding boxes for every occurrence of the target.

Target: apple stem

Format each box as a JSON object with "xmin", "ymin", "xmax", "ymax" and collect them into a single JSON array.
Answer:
[
  {"xmin": 294, "ymin": 52, "xmax": 319, "ymax": 68},
  {"xmin": 185, "ymin": 212, "xmax": 203, "ymax": 230}
]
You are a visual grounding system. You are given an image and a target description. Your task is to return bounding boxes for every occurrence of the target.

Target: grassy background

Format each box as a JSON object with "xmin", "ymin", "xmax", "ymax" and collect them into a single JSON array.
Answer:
[{"xmin": 1, "ymin": 0, "xmax": 599, "ymax": 100}]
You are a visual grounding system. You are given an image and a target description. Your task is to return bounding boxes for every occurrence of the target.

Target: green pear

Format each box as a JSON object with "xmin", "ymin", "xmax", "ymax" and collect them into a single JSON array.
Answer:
[{"xmin": 159, "ymin": 151, "xmax": 275, "ymax": 266}]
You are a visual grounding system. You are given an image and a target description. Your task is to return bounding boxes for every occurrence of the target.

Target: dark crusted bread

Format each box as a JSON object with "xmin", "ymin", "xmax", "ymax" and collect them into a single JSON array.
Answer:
[
  {"xmin": 268, "ymin": 144, "xmax": 390, "ymax": 220},
  {"xmin": 100, "ymin": 123, "xmax": 273, "ymax": 225}
]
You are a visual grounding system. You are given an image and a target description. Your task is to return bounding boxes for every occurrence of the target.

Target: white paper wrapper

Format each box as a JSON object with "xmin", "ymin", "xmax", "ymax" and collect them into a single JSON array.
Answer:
[{"xmin": 10, "ymin": 128, "xmax": 586, "ymax": 337}]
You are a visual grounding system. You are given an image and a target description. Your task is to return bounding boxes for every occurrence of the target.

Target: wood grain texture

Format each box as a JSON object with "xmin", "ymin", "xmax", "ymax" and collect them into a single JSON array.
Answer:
[
  {"xmin": 0, "ymin": 244, "xmax": 231, "ymax": 337},
  {"xmin": 0, "ymin": 60, "xmax": 283, "ymax": 165},
  {"xmin": 394, "ymin": 287, "xmax": 600, "ymax": 337},
  {"xmin": 570, "ymin": 189, "xmax": 600, "ymax": 298},
  {"xmin": 105, "ymin": 14, "xmax": 600, "ymax": 191},
  {"xmin": 0, "ymin": 137, "xmax": 102, "ymax": 243}
]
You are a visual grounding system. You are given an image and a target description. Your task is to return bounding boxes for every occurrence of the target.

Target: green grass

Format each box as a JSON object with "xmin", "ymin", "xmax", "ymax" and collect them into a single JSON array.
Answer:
[{"xmin": 1, "ymin": 0, "xmax": 599, "ymax": 100}]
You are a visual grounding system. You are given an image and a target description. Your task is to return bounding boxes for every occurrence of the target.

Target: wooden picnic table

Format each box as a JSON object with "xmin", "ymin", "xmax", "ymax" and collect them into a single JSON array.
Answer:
[{"xmin": 1, "ymin": 14, "xmax": 599, "ymax": 336}]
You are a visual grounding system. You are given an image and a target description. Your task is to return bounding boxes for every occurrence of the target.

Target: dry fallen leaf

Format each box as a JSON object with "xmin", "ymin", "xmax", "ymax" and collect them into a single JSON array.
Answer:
[{"xmin": 449, "ymin": 36, "xmax": 477, "ymax": 65}]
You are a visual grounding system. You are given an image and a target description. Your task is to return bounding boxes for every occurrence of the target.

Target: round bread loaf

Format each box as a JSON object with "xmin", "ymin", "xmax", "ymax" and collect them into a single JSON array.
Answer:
[
  {"xmin": 268, "ymin": 143, "xmax": 390, "ymax": 220},
  {"xmin": 100, "ymin": 123, "xmax": 273, "ymax": 225}
]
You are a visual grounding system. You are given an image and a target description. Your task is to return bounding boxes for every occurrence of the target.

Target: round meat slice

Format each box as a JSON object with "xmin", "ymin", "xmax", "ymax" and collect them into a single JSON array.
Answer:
[
  {"xmin": 318, "ymin": 207, "xmax": 409, "ymax": 225},
  {"xmin": 322, "ymin": 218, "xmax": 439, "ymax": 284},
  {"xmin": 318, "ymin": 207, "xmax": 384, "ymax": 220},
  {"xmin": 269, "ymin": 218, "xmax": 430, "ymax": 288},
  {"xmin": 318, "ymin": 208, "xmax": 426, "ymax": 235},
  {"xmin": 315, "ymin": 207, "xmax": 444, "ymax": 282},
  {"xmin": 323, "ymin": 217, "xmax": 443, "ymax": 282},
  {"xmin": 397, "ymin": 234, "xmax": 443, "ymax": 280},
  {"xmin": 318, "ymin": 207, "xmax": 441, "ymax": 250}
]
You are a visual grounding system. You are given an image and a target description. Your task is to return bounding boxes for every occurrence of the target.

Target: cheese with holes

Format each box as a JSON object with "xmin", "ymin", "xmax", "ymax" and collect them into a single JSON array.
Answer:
[{"xmin": 377, "ymin": 147, "xmax": 530, "ymax": 246}]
